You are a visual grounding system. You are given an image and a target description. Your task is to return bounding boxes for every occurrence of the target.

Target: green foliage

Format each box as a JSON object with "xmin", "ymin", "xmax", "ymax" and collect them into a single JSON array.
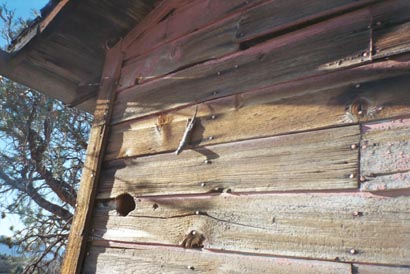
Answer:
[{"xmin": 0, "ymin": 76, "xmax": 92, "ymax": 273}]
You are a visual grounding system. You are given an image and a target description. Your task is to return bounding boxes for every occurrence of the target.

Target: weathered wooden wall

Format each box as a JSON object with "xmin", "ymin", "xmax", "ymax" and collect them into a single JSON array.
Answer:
[{"xmin": 81, "ymin": 0, "xmax": 410, "ymax": 273}]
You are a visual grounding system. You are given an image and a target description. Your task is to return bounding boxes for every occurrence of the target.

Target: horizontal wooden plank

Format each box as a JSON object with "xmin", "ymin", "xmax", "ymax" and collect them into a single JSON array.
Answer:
[
  {"xmin": 84, "ymin": 243, "xmax": 352, "ymax": 274},
  {"xmin": 372, "ymin": 0, "xmax": 410, "ymax": 58},
  {"xmin": 99, "ymin": 126, "xmax": 359, "ymax": 198},
  {"xmin": 360, "ymin": 118, "xmax": 410, "ymax": 191},
  {"xmin": 92, "ymin": 192, "xmax": 410, "ymax": 265},
  {"xmin": 112, "ymin": 8, "xmax": 373, "ymax": 124},
  {"xmin": 120, "ymin": 0, "xmax": 380, "ymax": 88},
  {"xmin": 106, "ymin": 61, "xmax": 410, "ymax": 160},
  {"xmin": 354, "ymin": 264, "xmax": 410, "ymax": 274},
  {"xmin": 123, "ymin": 0, "xmax": 267, "ymax": 60},
  {"xmin": 237, "ymin": 0, "xmax": 378, "ymax": 42}
]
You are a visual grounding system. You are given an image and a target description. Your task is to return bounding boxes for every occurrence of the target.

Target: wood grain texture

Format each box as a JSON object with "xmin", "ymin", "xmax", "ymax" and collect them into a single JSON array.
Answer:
[
  {"xmin": 353, "ymin": 264, "xmax": 410, "ymax": 274},
  {"xmin": 106, "ymin": 62, "xmax": 410, "ymax": 160},
  {"xmin": 119, "ymin": 0, "xmax": 379, "ymax": 88},
  {"xmin": 83, "ymin": 243, "xmax": 351, "ymax": 274},
  {"xmin": 112, "ymin": 8, "xmax": 372, "ymax": 124},
  {"xmin": 92, "ymin": 192, "xmax": 410, "ymax": 265},
  {"xmin": 61, "ymin": 42, "xmax": 124, "ymax": 274},
  {"xmin": 99, "ymin": 126, "xmax": 359, "ymax": 198},
  {"xmin": 123, "ymin": 0, "xmax": 267, "ymax": 60},
  {"xmin": 360, "ymin": 118, "xmax": 410, "ymax": 191},
  {"xmin": 372, "ymin": 0, "xmax": 410, "ymax": 58}
]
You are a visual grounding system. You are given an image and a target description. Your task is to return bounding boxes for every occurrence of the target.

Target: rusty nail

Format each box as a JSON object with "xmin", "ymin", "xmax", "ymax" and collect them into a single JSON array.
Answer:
[
  {"xmin": 351, "ymin": 144, "xmax": 357, "ymax": 149},
  {"xmin": 350, "ymin": 249, "xmax": 357, "ymax": 254}
]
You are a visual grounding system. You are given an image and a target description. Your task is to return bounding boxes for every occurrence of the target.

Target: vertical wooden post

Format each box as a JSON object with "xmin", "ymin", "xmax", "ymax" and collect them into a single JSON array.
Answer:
[{"xmin": 60, "ymin": 41, "xmax": 123, "ymax": 274}]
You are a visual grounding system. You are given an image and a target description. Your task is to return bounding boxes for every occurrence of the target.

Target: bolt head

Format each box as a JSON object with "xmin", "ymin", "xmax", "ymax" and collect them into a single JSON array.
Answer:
[{"xmin": 350, "ymin": 249, "xmax": 357, "ymax": 254}]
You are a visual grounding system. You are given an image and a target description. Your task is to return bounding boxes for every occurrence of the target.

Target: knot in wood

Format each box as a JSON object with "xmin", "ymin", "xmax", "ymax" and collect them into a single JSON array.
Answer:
[{"xmin": 181, "ymin": 230, "xmax": 206, "ymax": 249}]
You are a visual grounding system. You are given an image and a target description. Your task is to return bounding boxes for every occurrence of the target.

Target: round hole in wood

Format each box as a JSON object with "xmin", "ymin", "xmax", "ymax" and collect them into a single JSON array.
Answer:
[
  {"xmin": 115, "ymin": 193, "xmax": 136, "ymax": 216},
  {"xmin": 351, "ymin": 98, "xmax": 369, "ymax": 116}
]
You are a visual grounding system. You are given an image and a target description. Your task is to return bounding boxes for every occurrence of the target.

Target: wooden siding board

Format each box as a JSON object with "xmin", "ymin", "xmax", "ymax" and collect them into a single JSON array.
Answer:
[
  {"xmin": 360, "ymin": 118, "xmax": 410, "ymax": 191},
  {"xmin": 98, "ymin": 126, "xmax": 359, "ymax": 198},
  {"xmin": 106, "ymin": 62, "xmax": 410, "ymax": 160},
  {"xmin": 60, "ymin": 42, "xmax": 124, "ymax": 274},
  {"xmin": 84, "ymin": 244, "xmax": 352, "ymax": 274},
  {"xmin": 353, "ymin": 264, "xmax": 410, "ymax": 274},
  {"xmin": 113, "ymin": 9, "xmax": 372, "ymax": 124},
  {"xmin": 92, "ymin": 192, "xmax": 410, "ymax": 265},
  {"xmin": 123, "ymin": 0, "xmax": 267, "ymax": 60},
  {"xmin": 119, "ymin": 0, "xmax": 380, "ymax": 89},
  {"xmin": 372, "ymin": 0, "xmax": 410, "ymax": 58}
]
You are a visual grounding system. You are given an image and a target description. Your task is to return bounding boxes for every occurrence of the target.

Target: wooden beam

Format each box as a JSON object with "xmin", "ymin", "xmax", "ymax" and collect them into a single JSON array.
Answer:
[
  {"xmin": 0, "ymin": 51, "xmax": 79, "ymax": 105},
  {"xmin": 84, "ymin": 243, "xmax": 352, "ymax": 274},
  {"xmin": 92, "ymin": 192, "xmax": 410, "ymax": 265},
  {"xmin": 60, "ymin": 41, "xmax": 124, "ymax": 274}
]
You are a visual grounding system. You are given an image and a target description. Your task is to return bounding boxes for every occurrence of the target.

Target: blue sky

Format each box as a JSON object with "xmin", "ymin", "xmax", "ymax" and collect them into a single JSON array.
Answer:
[
  {"xmin": 0, "ymin": 0, "xmax": 49, "ymax": 47},
  {"xmin": 0, "ymin": 0, "xmax": 49, "ymax": 237}
]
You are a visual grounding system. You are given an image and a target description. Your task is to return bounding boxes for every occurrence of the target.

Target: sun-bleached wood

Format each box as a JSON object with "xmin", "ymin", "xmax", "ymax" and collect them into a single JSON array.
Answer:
[
  {"xmin": 360, "ymin": 118, "xmax": 410, "ymax": 191},
  {"xmin": 106, "ymin": 62, "xmax": 410, "ymax": 160},
  {"xmin": 354, "ymin": 264, "xmax": 410, "ymax": 274},
  {"xmin": 98, "ymin": 126, "xmax": 359, "ymax": 199},
  {"xmin": 91, "ymin": 192, "xmax": 410, "ymax": 265},
  {"xmin": 83, "ymin": 243, "xmax": 351, "ymax": 274}
]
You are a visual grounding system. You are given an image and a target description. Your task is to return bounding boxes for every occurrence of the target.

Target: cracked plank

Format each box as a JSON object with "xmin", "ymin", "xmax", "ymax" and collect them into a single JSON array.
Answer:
[
  {"xmin": 91, "ymin": 192, "xmax": 410, "ymax": 265},
  {"xmin": 360, "ymin": 118, "xmax": 410, "ymax": 191},
  {"xmin": 98, "ymin": 126, "xmax": 359, "ymax": 199},
  {"xmin": 83, "ymin": 243, "xmax": 351, "ymax": 274}
]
